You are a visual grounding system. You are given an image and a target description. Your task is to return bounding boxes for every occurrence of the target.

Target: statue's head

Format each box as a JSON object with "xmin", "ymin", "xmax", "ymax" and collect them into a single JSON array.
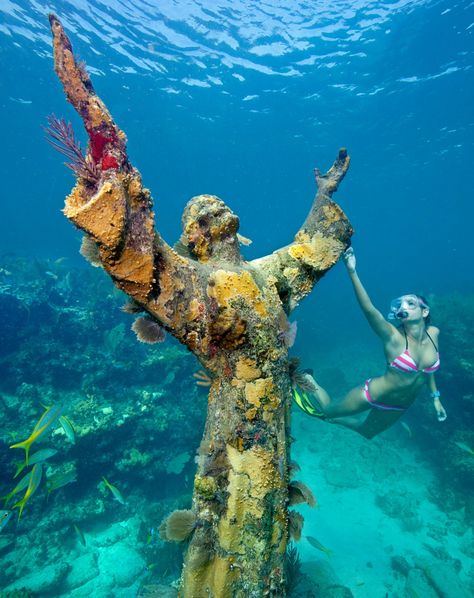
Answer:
[{"xmin": 179, "ymin": 195, "xmax": 241, "ymax": 263}]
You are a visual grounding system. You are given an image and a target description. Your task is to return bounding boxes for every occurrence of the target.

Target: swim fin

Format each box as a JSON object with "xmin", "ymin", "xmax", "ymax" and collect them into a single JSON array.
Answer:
[{"xmin": 292, "ymin": 387, "xmax": 326, "ymax": 419}]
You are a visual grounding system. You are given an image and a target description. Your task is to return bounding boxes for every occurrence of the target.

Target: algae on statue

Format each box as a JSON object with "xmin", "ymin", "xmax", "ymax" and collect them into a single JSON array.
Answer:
[{"xmin": 48, "ymin": 14, "xmax": 353, "ymax": 596}]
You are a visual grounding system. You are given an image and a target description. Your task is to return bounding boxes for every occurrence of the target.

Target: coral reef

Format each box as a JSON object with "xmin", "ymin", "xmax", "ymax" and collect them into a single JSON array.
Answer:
[{"xmin": 0, "ymin": 257, "xmax": 203, "ymax": 594}]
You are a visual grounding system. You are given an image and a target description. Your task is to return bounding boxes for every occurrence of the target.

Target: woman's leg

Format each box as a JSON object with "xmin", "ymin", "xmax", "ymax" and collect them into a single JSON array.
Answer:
[
  {"xmin": 336, "ymin": 408, "xmax": 406, "ymax": 440},
  {"xmin": 315, "ymin": 384, "xmax": 370, "ymax": 419}
]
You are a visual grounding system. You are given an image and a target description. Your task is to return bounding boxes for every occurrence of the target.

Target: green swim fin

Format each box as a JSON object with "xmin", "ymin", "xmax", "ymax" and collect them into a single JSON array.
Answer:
[{"xmin": 292, "ymin": 387, "xmax": 326, "ymax": 419}]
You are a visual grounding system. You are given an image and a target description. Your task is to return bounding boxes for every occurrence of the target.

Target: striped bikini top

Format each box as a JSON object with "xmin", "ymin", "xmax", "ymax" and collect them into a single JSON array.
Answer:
[{"xmin": 389, "ymin": 329, "xmax": 440, "ymax": 374}]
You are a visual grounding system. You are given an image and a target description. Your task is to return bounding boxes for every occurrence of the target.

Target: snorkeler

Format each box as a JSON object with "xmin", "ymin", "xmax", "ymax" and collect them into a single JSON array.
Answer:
[{"xmin": 294, "ymin": 247, "xmax": 447, "ymax": 439}]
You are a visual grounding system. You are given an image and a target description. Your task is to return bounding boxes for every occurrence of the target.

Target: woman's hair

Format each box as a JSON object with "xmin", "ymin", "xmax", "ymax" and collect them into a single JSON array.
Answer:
[{"xmin": 417, "ymin": 295, "xmax": 431, "ymax": 325}]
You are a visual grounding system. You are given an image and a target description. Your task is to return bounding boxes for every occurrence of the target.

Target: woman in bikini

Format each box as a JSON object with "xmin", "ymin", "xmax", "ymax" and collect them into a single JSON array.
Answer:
[{"xmin": 294, "ymin": 247, "xmax": 447, "ymax": 439}]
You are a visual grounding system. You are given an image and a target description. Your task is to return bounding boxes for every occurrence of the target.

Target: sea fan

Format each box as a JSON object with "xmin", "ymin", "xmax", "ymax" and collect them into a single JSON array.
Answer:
[
  {"xmin": 289, "ymin": 357, "xmax": 319, "ymax": 393},
  {"xmin": 45, "ymin": 114, "xmax": 99, "ymax": 184},
  {"xmin": 289, "ymin": 480, "xmax": 317, "ymax": 508},
  {"xmin": 284, "ymin": 543, "xmax": 303, "ymax": 595},
  {"xmin": 79, "ymin": 236, "xmax": 102, "ymax": 267},
  {"xmin": 288, "ymin": 460, "xmax": 301, "ymax": 477},
  {"xmin": 288, "ymin": 357, "xmax": 301, "ymax": 376},
  {"xmin": 292, "ymin": 370, "xmax": 318, "ymax": 394},
  {"xmin": 162, "ymin": 509, "xmax": 197, "ymax": 542},
  {"xmin": 277, "ymin": 311, "xmax": 297, "ymax": 348},
  {"xmin": 288, "ymin": 511, "xmax": 304, "ymax": 542},
  {"xmin": 131, "ymin": 316, "xmax": 166, "ymax": 344},
  {"xmin": 158, "ymin": 519, "xmax": 169, "ymax": 541},
  {"xmin": 121, "ymin": 300, "xmax": 145, "ymax": 314}
]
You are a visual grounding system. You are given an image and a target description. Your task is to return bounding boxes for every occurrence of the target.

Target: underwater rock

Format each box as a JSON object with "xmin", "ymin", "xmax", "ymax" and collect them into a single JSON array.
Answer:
[
  {"xmin": 308, "ymin": 559, "xmax": 338, "ymax": 586},
  {"xmin": 390, "ymin": 554, "xmax": 411, "ymax": 576},
  {"xmin": 63, "ymin": 577, "xmax": 111, "ymax": 598},
  {"xmin": 300, "ymin": 559, "xmax": 354, "ymax": 597},
  {"xmin": 4, "ymin": 560, "xmax": 69, "ymax": 595},
  {"xmin": 137, "ymin": 585, "xmax": 178, "ymax": 598},
  {"xmin": 405, "ymin": 568, "xmax": 438, "ymax": 598},
  {"xmin": 117, "ymin": 447, "xmax": 152, "ymax": 472},
  {"xmin": 0, "ymin": 590, "xmax": 34, "ymax": 598},
  {"xmin": 0, "ymin": 534, "xmax": 15, "ymax": 558},
  {"xmin": 460, "ymin": 527, "xmax": 474, "ymax": 558},
  {"xmin": 416, "ymin": 558, "xmax": 472, "ymax": 598},
  {"xmin": 375, "ymin": 489, "xmax": 420, "ymax": 522},
  {"xmin": 375, "ymin": 491, "xmax": 419, "ymax": 520},
  {"xmin": 400, "ymin": 513, "xmax": 423, "ymax": 533},
  {"xmin": 92, "ymin": 521, "xmax": 130, "ymax": 548},
  {"xmin": 97, "ymin": 542, "xmax": 146, "ymax": 588},
  {"xmin": 64, "ymin": 552, "xmax": 100, "ymax": 590}
]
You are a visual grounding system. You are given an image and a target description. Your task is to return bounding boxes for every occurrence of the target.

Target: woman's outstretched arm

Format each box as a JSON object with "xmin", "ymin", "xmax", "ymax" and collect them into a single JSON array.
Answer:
[
  {"xmin": 343, "ymin": 248, "xmax": 394, "ymax": 341},
  {"xmin": 48, "ymin": 15, "xmax": 204, "ymax": 346},
  {"xmin": 426, "ymin": 373, "xmax": 447, "ymax": 421},
  {"xmin": 250, "ymin": 149, "xmax": 353, "ymax": 312}
]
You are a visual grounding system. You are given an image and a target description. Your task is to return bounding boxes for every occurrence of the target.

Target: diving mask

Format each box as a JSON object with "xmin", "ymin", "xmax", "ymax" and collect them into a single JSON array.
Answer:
[{"xmin": 388, "ymin": 294, "xmax": 428, "ymax": 320}]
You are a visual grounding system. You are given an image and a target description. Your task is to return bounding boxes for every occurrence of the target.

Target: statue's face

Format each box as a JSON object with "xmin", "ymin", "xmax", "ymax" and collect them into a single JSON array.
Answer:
[{"xmin": 181, "ymin": 195, "xmax": 240, "ymax": 262}]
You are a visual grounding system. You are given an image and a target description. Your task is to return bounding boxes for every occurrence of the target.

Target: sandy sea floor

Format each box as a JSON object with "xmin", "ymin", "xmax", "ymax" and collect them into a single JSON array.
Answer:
[{"xmin": 292, "ymin": 409, "xmax": 474, "ymax": 596}]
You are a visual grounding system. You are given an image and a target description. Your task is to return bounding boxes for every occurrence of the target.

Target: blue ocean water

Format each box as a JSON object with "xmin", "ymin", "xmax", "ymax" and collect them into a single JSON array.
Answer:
[
  {"xmin": 1, "ymin": 1, "xmax": 473, "ymax": 339},
  {"xmin": 0, "ymin": 1, "xmax": 473, "ymax": 596}
]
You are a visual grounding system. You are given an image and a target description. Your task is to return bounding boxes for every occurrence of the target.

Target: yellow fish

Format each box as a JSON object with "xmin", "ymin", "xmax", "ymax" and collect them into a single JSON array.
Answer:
[
  {"xmin": 10, "ymin": 404, "xmax": 63, "ymax": 465},
  {"xmin": 306, "ymin": 535, "xmax": 333, "ymax": 557},
  {"xmin": 2, "ymin": 471, "xmax": 33, "ymax": 506},
  {"xmin": 14, "ymin": 448, "xmax": 58, "ymax": 479},
  {"xmin": 47, "ymin": 470, "xmax": 77, "ymax": 494},
  {"xmin": 102, "ymin": 477, "xmax": 126, "ymax": 505},
  {"xmin": 59, "ymin": 415, "xmax": 75, "ymax": 444},
  {"xmin": 13, "ymin": 464, "xmax": 43, "ymax": 518},
  {"xmin": 73, "ymin": 523, "xmax": 86, "ymax": 547},
  {"xmin": 455, "ymin": 441, "xmax": 474, "ymax": 456}
]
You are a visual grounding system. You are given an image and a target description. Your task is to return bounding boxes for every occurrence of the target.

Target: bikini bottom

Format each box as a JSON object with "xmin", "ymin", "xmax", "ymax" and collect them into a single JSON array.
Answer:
[{"xmin": 363, "ymin": 379, "xmax": 406, "ymax": 412}]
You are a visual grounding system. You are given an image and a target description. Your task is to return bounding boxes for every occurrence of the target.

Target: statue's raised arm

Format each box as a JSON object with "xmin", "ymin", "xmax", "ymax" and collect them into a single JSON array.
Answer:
[
  {"xmin": 48, "ymin": 15, "xmax": 204, "ymax": 348},
  {"xmin": 251, "ymin": 149, "xmax": 353, "ymax": 312}
]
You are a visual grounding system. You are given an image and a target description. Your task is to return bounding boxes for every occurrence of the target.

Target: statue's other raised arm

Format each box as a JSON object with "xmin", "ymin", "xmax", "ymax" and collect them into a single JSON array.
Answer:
[
  {"xmin": 48, "ymin": 15, "xmax": 203, "ymax": 347},
  {"xmin": 251, "ymin": 149, "xmax": 353, "ymax": 312}
]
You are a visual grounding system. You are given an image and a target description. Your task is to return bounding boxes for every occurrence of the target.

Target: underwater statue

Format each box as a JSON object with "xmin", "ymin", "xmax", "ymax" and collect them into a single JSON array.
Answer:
[{"xmin": 48, "ymin": 14, "xmax": 352, "ymax": 597}]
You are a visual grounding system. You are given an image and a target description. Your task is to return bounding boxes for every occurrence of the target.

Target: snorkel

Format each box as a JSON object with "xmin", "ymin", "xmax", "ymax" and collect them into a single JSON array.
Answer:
[
  {"xmin": 388, "ymin": 295, "xmax": 429, "ymax": 321},
  {"xmin": 395, "ymin": 307, "xmax": 409, "ymax": 320}
]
